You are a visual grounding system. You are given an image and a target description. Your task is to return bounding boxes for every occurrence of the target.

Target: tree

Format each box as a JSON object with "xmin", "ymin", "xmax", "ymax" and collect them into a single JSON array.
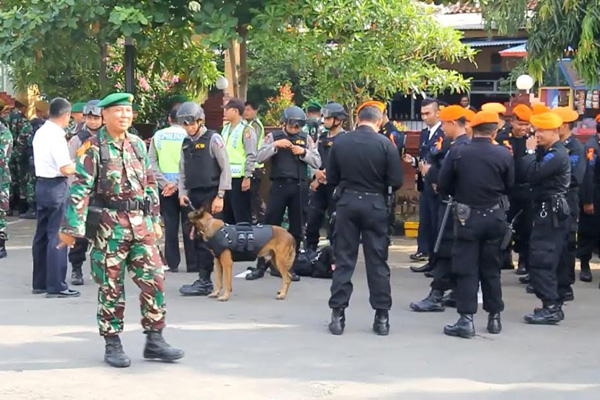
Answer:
[{"xmin": 251, "ymin": 0, "xmax": 475, "ymax": 116}]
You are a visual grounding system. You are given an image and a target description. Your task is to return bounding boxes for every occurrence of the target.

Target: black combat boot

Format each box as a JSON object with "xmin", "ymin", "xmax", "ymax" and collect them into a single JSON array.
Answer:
[
  {"xmin": 444, "ymin": 314, "xmax": 475, "ymax": 338},
  {"xmin": 525, "ymin": 284, "xmax": 535, "ymax": 294},
  {"xmin": 487, "ymin": 313, "xmax": 502, "ymax": 334},
  {"xmin": 269, "ymin": 266, "xmax": 301, "ymax": 282},
  {"xmin": 373, "ymin": 309, "xmax": 390, "ymax": 336},
  {"xmin": 104, "ymin": 335, "xmax": 131, "ymax": 368},
  {"xmin": 0, "ymin": 239, "xmax": 7, "ymax": 259},
  {"xmin": 179, "ymin": 278, "xmax": 213, "ymax": 296},
  {"xmin": 515, "ymin": 258, "xmax": 527, "ymax": 275},
  {"xmin": 246, "ymin": 259, "xmax": 268, "ymax": 281},
  {"xmin": 519, "ymin": 274, "xmax": 530, "ymax": 284},
  {"xmin": 328, "ymin": 308, "xmax": 345, "ymax": 335},
  {"xmin": 580, "ymin": 259, "xmax": 592, "ymax": 282},
  {"xmin": 143, "ymin": 330, "xmax": 184, "ymax": 362},
  {"xmin": 442, "ymin": 290, "xmax": 457, "ymax": 308},
  {"xmin": 524, "ymin": 304, "xmax": 563, "ymax": 325},
  {"xmin": 71, "ymin": 266, "xmax": 84, "ymax": 286},
  {"xmin": 409, "ymin": 262, "xmax": 434, "ymax": 273},
  {"xmin": 410, "ymin": 289, "xmax": 445, "ymax": 312}
]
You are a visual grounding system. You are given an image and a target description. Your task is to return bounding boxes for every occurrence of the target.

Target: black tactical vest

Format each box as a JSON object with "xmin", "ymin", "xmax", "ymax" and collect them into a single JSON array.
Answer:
[
  {"xmin": 77, "ymin": 129, "xmax": 93, "ymax": 143},
  {"xmin": 182, "ymin": 130, "xmax": 221, "ymax": 190},
  {"xmin": 206, "ymin": 223, "xmax": 273, "ymax": 262},
  {"xmin": 318, "ymin": 131, "xmax": 344, "ymax": 170},
  {"xmin": 270, "ymin": 130, "xmax": 308, "ymax": 181}
]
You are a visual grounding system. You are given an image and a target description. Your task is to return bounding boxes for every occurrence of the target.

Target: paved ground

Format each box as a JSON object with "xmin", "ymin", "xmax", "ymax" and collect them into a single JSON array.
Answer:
[{"xmin": 1, "ymin": 217, "xmax": 600, "ymax": 400}]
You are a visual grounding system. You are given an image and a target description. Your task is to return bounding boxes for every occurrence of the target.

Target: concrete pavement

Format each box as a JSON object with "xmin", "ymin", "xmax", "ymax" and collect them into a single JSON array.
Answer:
[{"xmin": 1, "ymin": 217, "xmax": 600, "ymax": 400}]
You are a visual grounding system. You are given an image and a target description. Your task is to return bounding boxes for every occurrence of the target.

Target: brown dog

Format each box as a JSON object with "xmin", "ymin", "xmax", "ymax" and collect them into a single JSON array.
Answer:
[{"xmin": 188, "ymin": 209, "xmax": 296, "ymax": 301}]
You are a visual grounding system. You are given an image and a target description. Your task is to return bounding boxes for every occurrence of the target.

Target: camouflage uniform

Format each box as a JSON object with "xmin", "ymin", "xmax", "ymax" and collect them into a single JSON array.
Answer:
[
  {"xmin": 60, "ymin": 127, "xmax": 165, "ymax": 336},
  {"xmin": 7, "ymin": 111, "xmax": 32, "ymax": 209},
  {"xmin": 16, "ymin": 118, "xmax": 36, "ymax": 210},
  {"xmin": 0, "ymin": 123, "xmax": 13, "ymax": 240}
]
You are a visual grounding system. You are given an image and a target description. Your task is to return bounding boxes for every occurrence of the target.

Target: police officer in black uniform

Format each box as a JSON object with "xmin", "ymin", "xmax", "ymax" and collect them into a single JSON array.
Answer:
[
  {"xmin": 410, "ymin": 105, "xmax": 470, "ymax": 312},
  {"xmin": 246, "ymin": 106, "xmax": 321, "ymax": 280},
  {"xmin": 578, "ymin": 122, "xmax": 600, "ymax": 283},
  {"xmin": 327, "ymin": 105, "xmax": 403, "ymax": 336},
  {"xmin": 306, "ymin": 102, "xmax": 347, "ymax": 251},
  {"xmin": 522, "ymin": 112, "xmax": 571, "ymax": 324},
  {"xmin": 552, "ymin": 107, "xmax": 585, "ymax": 293},
  {"xmin": 176, "ymin": 102, "xmax": 232, "ymax": 296},
  {"xmin": 438, "ymin": 111, "xmax": 514, "ymax": 338}
]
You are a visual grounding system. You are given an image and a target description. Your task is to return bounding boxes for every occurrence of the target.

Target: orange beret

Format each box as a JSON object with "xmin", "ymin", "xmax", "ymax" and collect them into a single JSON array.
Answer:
[
  {"xmin": 481, "ymin": 102, "xmax": 506, "ymax": 114},
  {"xmin": 512, "ymin": 104, "xmax": 532, "ymax": 122},
  {"xmin": 530, "ymin": 112, "xmax": 563, "ymax": 130},
  {"xmin": 356, "ymin": 100, "xmax": 385, "ymax": 114},
  {"xmin": 439, "ymin": 105, "xmax": 466, "ymax": 122},
  {"xmin": 532, "ymin": 103, "xmax": 550, "ymax": 115},
  {"xmin": 595, "ymin": 114, "xmax": 600, "ymax": 123},
  {"xmin": 464, "ymin": 109, "xmax": 476, "ymax": 122},
  {"xmin": 470, "ymin": 111, "xmax": 500, "ymax": 128},
  {"xmin": 551, "ymin": 107, "xmax": 578, "ymax": 124}
]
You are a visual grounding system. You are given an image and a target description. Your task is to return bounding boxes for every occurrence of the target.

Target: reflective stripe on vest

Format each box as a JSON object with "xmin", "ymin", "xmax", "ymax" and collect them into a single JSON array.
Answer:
[
  {"xmin": 222, "ymin": 122, "xmax": 248, "ymax": 178},
  {"xmin": 154, "ymin": 126, "xmax": 188, "ymax": 179}
]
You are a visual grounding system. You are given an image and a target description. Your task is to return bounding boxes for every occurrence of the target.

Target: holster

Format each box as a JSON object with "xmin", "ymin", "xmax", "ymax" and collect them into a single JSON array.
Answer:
[
  {"xmin": 454, "ymin": 202, "xmax": 471, "ymax": 226},
  {"xmin": 85, "ymin": 205, "xmax": 103, "ymax": 240}
]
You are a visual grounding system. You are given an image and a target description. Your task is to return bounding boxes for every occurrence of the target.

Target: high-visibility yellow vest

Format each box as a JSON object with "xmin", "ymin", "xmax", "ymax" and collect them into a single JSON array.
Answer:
[
  {"xmin": 221, "ymin": 121, "xmax": 249, "ymax": 178},
  {"xmin": 153, "ymin": 125, "xmax": 188, "ymax": 181}
]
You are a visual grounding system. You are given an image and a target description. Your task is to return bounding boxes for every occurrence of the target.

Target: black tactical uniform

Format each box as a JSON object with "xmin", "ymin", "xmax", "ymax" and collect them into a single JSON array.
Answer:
[
  {"xmin": 578, "ymin": 134, "xmax": 600, "ymax": 282},
  {"xmin": 327, "ymin": 124, "xmax": 403, "ymax": 335},
  {"xmin": 438, "ymin": 136, "xmax": 514, "ymax": 337},
  {"xmin": 523, "ymin": 140, "xmax": 571, "ymax": 324}
]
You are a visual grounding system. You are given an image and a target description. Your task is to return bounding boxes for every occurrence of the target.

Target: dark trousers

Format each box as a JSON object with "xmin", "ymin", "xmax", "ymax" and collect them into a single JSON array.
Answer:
[
  {"xmin": 224, "ymin": 177, "xmax": 252, "ymax": 224},
  {"xmin": 508, "ymin": 187, "xmax": 534, "ymax": 266},
  {"xmin": 416, "ymin": 185, "xmax": 438, "ymax": 255},
  {"xmin": 563, "ymin": 190, "xmax": 579, "ymax": 284},
  {"xmin": 577, "ymin": 209, "xmax": 600, "ymax": 262},
  {"xmin": 431, "ymin": 198, "xmax": 455, "ymax": 292},
  {"xmin": 306, "ymin": 183, "xmax": 335, "ymax": 250},
  {"xmin": 160, "ymin": 191, "xmax": 195, "ymax": 271},
  {"xmin": 182, "ymin": 187, "xmax": 221, "ymax": 280},
  {"xmin": 32, "ymin": 177, "xmax": 69, "ymax": 293},
  {"xmin": 529, "ymin": 208, "xmax": 569, "ymax": 306},
  {"xmin": 264, "ymin": 180, "xmax": 307, "ymax": 243},
  {"xmin": 68, "ymin": 238, "xmax": 89, "ymax": 272},
  {"xmin": 452, "ymin": 207, "xmax": 506, "ymax": 315},
  {"xmin": 329, "ymin": 191, "xmax": 391, "ymax": 310},
  {"xmin": 251, "ymin": 168, "xmax": 266, "ymax": 224}
]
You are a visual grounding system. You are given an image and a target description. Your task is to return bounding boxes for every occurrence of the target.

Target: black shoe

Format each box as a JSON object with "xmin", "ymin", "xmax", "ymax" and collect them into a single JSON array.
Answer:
[
  {"xmin": 563, "ymin": 290, "xmax": 574, "ymax": 302},
  {"xmin": 580, "ymin": 261, "xmax": 592, "ymax": 282},
  {"xmin": 179, "ymin": 279, "xmax": 213, "ymax": 296},
  {"xmin": 515, "ymin": 260, "xmax": 527, "ymax": 275},
  {"xmin": 410, "ymin": 289, "xmax": 446, "ymax": 312},
  {"xmin": 487, "ymin": 313, "xmax": 502, "ymax": 334},
  {"xmin": 32, "ymin": 289, "xmax": 46, "ymax": 294},
  {"xmin": 246, "ymin": 267, "xmax": 266, "ymax": 281},
  {"xmin": 444, "ymin": 314, "xmax": 475, "ymax": 338},
  {"xmin": 410, "ymin": 252, "xmax": 429, "ymax": 262},
  {"xmin": 167, "ymin": 268, "xmax": 179, "ymax": 273},
  {"xmin": 424, "ymin": 270, "xmax": 434, "ymax": 278},
  {"xmin": 442, "ymin": 290, "xmax": 457, "ymax": 308},
  {"xmin": 143, "ymin": 330, "xmax": 184, "ymax": 362},
  {"xmin": 373, "ymin": 309, "xmax": 390, "ymax": 336},
  {"xmin": 328, "ymin": 308, "xmax": 345, "ymax": 335},
  {"xmin": 524, "ymin": 304, "xmax": 562, "ymax": 325},
  {"xmin": 410, "ymin": 262, "xmax": 434, "ymax": 273},
  {"xmin": 104, "ymin": 335, "xmax": 131, "ymax": 368},
  {"xmin": 19, "ymin": 211, "xmax": 36, "ymax": 220},
  {"xmin": 525, "ymin": 284, "xmax": 535, "ymax": 294},
  {"xmin": 519, "ymin": 275, "xmax": 530, "ymax": 284},
  {"xmin": 0, "ymin": 239, "xmax": 6, "ymax": 259},
  {"xmin": 46, "ymin": 288, "xmax": 81, "ymax": 298},
  {"xmin": 71, "ymin": 269, "xmax": 84, "ymax": 286}
]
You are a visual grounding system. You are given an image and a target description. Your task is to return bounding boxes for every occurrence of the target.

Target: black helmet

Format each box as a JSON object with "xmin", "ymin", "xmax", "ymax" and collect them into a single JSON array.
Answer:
[
  {"xmin": 176, "ymin": 102, "xmax": 205, "ymax": 125},
  {"xmin": 83, "ymin": 99, "xmax": 102, "ymax": 117},
  {"xmin": 321, "ymin": 102, "xmax": 347, "ymax": 120},
  {"xmin": 281, "ymin": 105, "xmax": 307, "ymax": 127}
]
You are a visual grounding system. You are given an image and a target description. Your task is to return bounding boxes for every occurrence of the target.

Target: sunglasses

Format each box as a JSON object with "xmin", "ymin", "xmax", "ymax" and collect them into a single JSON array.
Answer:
[{"xmin": 286, "ymin": 119, "xmax": 306, "ymax": 128}]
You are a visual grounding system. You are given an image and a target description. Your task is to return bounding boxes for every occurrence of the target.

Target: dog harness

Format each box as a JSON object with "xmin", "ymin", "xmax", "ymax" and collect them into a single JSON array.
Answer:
[{"xmin": 206, "ymin": 223, "xmax": 274, "ymax": 262}]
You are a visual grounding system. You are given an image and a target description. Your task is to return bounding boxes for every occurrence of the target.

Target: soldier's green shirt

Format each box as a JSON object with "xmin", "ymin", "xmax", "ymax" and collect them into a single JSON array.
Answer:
[
  {"xmin": 60, "ymin": 127, "xmax": 161, "ymax": 241},
  {"xmin": 0, "ymin": 123, "xmax": 12, "ymax": 190},
  {"xmin": 7, "ymin": 111, "xmax": 32, "ymax": 155}
]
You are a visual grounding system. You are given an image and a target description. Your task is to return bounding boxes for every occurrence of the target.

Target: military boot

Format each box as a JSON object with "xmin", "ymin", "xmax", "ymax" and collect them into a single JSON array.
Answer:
[
  {"xmin": 524, "ymin": 304, "xmax": 563, "ymax": 325},
  {"xmin": 515, "ymin": 258, "xmax": 527, "ymax": 275},
  {"xmin": 410, "ymin": 289, "xmax": 445, "ymax": 312},
  {"xmin": 269, "ymin": 267, "xmax": 300, "ymax": 282},
  {"xmin": 328, "ymin": 308, "xmax": 345, "ymax": 335},
  {"xmin": 71, "ymin": 266, "xmax": 84, "ymax": 286},
  {"xmin": 373, "ymin": 309, "xmax": 390, "ymax": 336},
  {"xmin": 487, "ymin": 313, "xmax": 502, "ymax": 334},
  {"xmin": 246, "ymin": 259, "xmax": 268, "ymax": 281},
  {"xmin": 444, "ymin": 314, "xmax": 475, "ymax": 338},
  {"xmin": 442, "ymin": 290, "xmax": 457, "ymax": 308},
  {"xmin": 104, "ymin": 335, "xmax": 131, "ymax": 368},
  {"xmin": 580, "ymin": 259, "xmax": 592, "ymax": 282},
  {"xmin": 179, "ymin": 278, "xmax": 213, "ymax": 296},
  {"xmin": 0, "ymin": 239, "xmax": 7, "ymax": 259},
  {"xmin": 143, "ymin": 330, "xmax": 184, "ymax": 362}
]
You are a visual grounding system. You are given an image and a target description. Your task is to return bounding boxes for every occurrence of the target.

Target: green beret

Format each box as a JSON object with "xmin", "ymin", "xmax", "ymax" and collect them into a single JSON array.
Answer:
[
  {"xmin": 98, "ymin": 92, "xmax": 134, "ymax": 109},
  {"xmin": 306, "ymin": 100, "xmax": 322, "ymax": 111},
  {"xmin": 166, "ymin": 94, "xmax": 188, "ymax": 109},
  {"xmin": 71, "ymin": 102, "xmax": 87, "ymax": 113}
]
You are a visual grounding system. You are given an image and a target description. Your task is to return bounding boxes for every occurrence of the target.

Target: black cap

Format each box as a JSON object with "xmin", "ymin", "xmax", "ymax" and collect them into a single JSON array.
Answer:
[{"xmin": 224, "ymin": 98, "xmax": 245, "ymax": 115}]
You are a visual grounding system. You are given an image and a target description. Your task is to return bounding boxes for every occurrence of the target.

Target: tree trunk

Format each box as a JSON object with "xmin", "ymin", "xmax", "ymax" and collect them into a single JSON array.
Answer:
[
  {"xmin": 227, "ymin": 40, "xmax": 239, "ymax": 98},
  {"xmin": 238, "ymin": 27, "xmax": 249, "ymax": 101},
  {"xmin": 98, "ymin": 41, "xmax": 108, "ymax": 93}
]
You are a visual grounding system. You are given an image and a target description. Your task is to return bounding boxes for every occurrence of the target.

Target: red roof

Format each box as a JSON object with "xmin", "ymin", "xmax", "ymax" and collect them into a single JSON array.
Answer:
[{"xmin": 445, "ymin": 0, "xmax": 539, "ymax": 14}]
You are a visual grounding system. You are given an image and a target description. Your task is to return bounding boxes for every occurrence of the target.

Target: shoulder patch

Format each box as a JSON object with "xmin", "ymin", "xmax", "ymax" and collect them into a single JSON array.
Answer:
[
  {"xmin": 543, "ymin": 152, "xmax": 555, "ymax": 162},
  {"xmin": 76, "ymin": 140, "xmax": 91, "ymax": 157},
  {"xmin": 587, "ymin": 148, "xmax": 595, "ymax": 161},
  {"xmin": 244, "ymin": 127, "xmax": 252, "ymax": 139},
  {"xmin": 213, "ymin": 134, "xmax": 224, "ymax": 148}
]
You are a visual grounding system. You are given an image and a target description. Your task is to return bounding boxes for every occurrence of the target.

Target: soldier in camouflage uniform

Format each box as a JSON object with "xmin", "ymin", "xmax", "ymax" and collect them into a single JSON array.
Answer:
[
  {"xmin": 65, "ymin": 102, "xmax": 86, "ymax": 141},
  {"xmin": 7, "ymin": 99, "xmax": 33, "ymax": 216},
  {"xmin": 59, "ymin": 93, "xmax": 184, "ymax": 368},
  {"xmin": 0, "ymin": 122, "xmax": 13, "ymax": 258}
]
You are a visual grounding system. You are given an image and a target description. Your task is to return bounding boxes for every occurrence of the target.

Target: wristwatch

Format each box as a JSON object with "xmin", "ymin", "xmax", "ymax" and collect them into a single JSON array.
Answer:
[
  {"xmin": 525, "ymin": 149, "xmax": 535, "ymax": 155},
  {"xmin": 217, "ymin": 191, "xmax": 225, "ymax": 199}
]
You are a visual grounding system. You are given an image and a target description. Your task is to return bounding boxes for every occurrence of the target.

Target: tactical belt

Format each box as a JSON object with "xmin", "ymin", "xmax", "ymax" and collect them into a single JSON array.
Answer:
[
  {"xmin": 100, "ymin": 198, "xmax": 149, "ymax": 212},
  {"xmin": 345, "ymin": 189, "xmax": 383, "ymax": 197}
]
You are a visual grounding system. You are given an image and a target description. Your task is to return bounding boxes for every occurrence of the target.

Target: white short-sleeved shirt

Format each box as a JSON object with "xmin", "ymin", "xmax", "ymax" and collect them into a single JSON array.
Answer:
[{"xmin": 33, "ymin": 120, "xmax": 72, "ymax": 178}]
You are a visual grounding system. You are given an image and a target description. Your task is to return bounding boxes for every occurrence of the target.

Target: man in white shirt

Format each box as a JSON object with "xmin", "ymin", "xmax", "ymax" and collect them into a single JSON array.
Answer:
[{"xmin": 31, "ymin": 98, "xmax": 79, "ymax": 298}]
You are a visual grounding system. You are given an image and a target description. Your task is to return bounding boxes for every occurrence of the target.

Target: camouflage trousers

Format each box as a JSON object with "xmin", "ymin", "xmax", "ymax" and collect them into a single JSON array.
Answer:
[
  {"xmin": 19, "ymin": 168, "xmax": 36, "ymax": 206},
  {"xmin": 90, "ymin": 231, "xmax": 166, "ymax": 336},
  {"xmin": 9, "ymin": 153, "xmax": 19, "ymax": 206},
  {"xmin": 0, "ymin": 182, "xmax": 8, "ymax": 240}
]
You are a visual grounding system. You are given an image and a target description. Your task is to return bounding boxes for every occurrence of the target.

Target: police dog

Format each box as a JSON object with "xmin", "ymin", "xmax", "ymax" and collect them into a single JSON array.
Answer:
[{"xmin": 187, "ymin": 209, "xmax": 296, "ymax": 301}]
